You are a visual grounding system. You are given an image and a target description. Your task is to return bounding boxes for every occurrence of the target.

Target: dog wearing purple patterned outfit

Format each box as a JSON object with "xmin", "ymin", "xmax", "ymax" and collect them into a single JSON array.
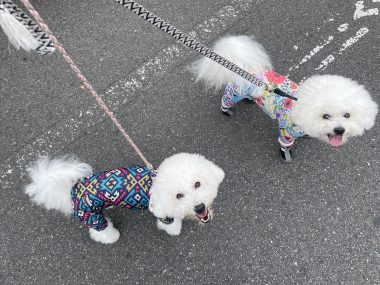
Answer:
[{"xmin": 25, "ymin": 153, "xmax": 225, "ymax": 244}]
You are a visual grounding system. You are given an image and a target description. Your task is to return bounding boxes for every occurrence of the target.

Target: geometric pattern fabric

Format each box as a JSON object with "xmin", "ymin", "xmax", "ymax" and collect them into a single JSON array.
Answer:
[{"xmin": 71, "ymin": 165, "xmax": 152, "ymax": 231}]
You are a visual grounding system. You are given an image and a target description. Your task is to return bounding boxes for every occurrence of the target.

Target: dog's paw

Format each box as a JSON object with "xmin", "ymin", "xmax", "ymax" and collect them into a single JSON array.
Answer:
[
  {"xmin": 280, "ymin": 147, "xmax": 293, "ymax": 162},
  {"xmin": 157, "ymin": 218, "xmax": 182, "ymax": 236},
  {"xmin": 164, "ymin": 227, "xmax": 181, "ymax": 236},
  {"xmin": 89, "ymin": 218, "xmax": 120, "ymax": 244},
  {"xmin": 221, "ymin": 106, "xmax": 234, "ymax": 117},
  {"xmin": 244, "ymin": 98, "xmax": 255, "ymax": 104}
]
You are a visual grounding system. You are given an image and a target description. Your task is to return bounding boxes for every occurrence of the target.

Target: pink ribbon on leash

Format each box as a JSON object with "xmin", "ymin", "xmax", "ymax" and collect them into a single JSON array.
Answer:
[{"xmin": 19, "ymin": 0, "xmax": 154, "ymax": 170}]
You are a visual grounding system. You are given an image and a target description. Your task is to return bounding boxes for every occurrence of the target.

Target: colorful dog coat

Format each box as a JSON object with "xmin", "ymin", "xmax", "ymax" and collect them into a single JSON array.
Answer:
[
  {"xmin": 71, "ymin": 165, "xmax": 152, "ymax": 231},
  {"xmin": 222, "ymin": 70, "xmax": 305, "ymax": 147}
]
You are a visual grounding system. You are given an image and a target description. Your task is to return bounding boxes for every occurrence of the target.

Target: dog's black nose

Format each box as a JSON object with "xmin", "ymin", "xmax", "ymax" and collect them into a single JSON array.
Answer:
[
  {"xmin": 194, "ymin": 203, "xmax": 205, "ymax": 214},
  {"xmin": 334, "ymin": 127, "xmax": 345, "ymax": 135}
]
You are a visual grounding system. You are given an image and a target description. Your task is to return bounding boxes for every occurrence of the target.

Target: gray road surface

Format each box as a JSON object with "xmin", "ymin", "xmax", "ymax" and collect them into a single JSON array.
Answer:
[{"xmin": 0, "ymin": 0, "xmax": 379, "ymax": 284}]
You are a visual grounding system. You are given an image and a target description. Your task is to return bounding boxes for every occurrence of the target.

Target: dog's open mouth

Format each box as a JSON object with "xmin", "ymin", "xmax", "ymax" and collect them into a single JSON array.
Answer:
[
  {"xmin": 328, "ymin": 134, "xmax": 343, "ymax": 147},
  {"xmin": 195, "ymin": 208, "xmax": 211, "ymax": 223}
]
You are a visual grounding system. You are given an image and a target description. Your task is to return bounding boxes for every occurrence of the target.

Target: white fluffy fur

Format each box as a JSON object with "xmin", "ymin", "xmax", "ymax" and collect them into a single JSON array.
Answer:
[
  {"xmin": 156, "ymin": 217, "xmax": 183, "ymax": 236},
  {"xmin": 292, "ymin": 75, "xmax": 378, "ymax": 145},
  {"xmin": 0, "ymin": 8, "xmax": 39, "ymax": 52},
  {"xmin": 25, "ymin": 153, "xmax": 225, "ymax": 243},
  {"xmin": 192, "ymin": 35, "xmax": 378, "ymax": 147},
  {"xmin": 192, "ymin": 35, "xmax": 272, "ymax": 89},
  {"xmin": 89, "ymin": 218, "xmax": 120, "ymax": 244},
  {"xmin": 148, "ymin": 153, "xmax": 225, "ymax": 235},
  {"xmin": 25, "ymin": 155, "xmax": 93, "ymax": 215}
]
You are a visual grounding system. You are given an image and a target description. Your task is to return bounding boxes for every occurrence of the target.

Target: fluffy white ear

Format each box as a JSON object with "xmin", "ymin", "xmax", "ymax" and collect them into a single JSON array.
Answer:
[
  {"xmin": 148, "ymin": 192, "xmax": 166, "ymax": 218},
  {"xmin": 361, "ymin": 98, "xmax": 378, "ymax": 130},
  {"xmin": 0, "ymin": 8, "xmax": 39, "ymax": 52},
  {"xmin": 352, "ymin": 85, "xmax": 378, "ymax": 130},
  {"xmin": 212, "ymin": 163, "xmax": 225, "ymax": 184},
  {"xmin": 363, "ymin": 105, "xmax": 378, "ymax": 130}
]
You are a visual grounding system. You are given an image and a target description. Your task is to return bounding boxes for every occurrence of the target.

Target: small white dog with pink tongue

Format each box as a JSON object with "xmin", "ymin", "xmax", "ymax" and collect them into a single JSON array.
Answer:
[
  {"xmin": 192, "ymin": 35, "xmax": 378, "ymax": 161},
  {"xmin": 25, "ymin": 153, "xmax": 225, "ymax": 244}
]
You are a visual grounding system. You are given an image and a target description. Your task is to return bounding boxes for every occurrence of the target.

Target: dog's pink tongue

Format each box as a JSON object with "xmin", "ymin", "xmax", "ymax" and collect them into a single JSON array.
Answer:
[
  {"xmin": 328, "ymin": 134, "xmax": 343, "ymax": 147},
  {"xmin": 196, "ymin": 209, "xmax": 209, "ymax": 219}
]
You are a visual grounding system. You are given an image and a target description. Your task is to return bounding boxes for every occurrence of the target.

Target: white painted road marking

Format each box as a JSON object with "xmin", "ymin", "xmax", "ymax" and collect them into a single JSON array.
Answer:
[
  {"xmin": 354, "ymin": 1, "xmax": 379, "ymax": 19},
  {"xmin": 288, "ymin": 36, "xmax": 334, "ymax": 72},
  {"xmin": 290, "ymin": 0, "xmax": 378, "ymax": 73},
  {"xmin": 317, "ymin": 27, "xmax": 370, "ymax": 71},
  {"xmin": 339, "ymin": 27, "xmax": 369, "ymax": 54},
  {"xmin": 316, "ymin": 55, "xmax": 335, "ymax": 71},
  {"xmin": 0, "ymin": 0, "xmax": 259, "ymax": 188},
  {"xmin": 338, "ymin": 23, "xmax": 349, "ymax": 32},
  {"xmin": 1, "ymin": 0, "xmax": 378, "ymax": 188}
]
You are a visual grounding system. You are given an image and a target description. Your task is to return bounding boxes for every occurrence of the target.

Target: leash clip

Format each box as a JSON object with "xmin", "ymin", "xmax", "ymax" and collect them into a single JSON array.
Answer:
[{"xmin": 273, "ymin": 88, "xmax": 298, "ymax": 101}]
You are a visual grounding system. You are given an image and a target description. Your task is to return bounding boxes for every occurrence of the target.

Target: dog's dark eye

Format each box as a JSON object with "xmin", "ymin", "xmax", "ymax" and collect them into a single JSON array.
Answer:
[
  {"xmin": 322, "ymin": 114, "xmax": 331, "ymax": 120},
  {"xmin": 176, "ymin": 193, "xmax": 184, "ymax": 199},
  {"xmin": 194, "ymin": 181, "xmax": 201, "ymax": 188},
  {"xmin": 344, "ymin": 113, "xmax": 350, "ymax": 118}
]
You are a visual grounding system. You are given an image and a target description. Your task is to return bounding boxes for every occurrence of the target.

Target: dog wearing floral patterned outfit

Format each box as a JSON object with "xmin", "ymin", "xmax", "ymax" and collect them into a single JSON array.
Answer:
[
  {"xmin": 192, "ymin": 36, "xmax": 378, "ymax": 161},
  {"xmin": 25, "ymin": 153, "xmax": 225, "ymax": 244}
]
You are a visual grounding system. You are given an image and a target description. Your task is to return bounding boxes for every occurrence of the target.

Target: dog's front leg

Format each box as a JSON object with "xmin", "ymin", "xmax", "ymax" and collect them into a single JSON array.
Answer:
[
  {"xmin": 157, "ymin": 218, "xmax": 182, "ymax": 236},
  {"xmin": 280, "ymin": 146, "xmax": 293, "ymax": 162},
  {"xmin": 88, "ymin": 217, "xmax": 121, "ymax": 244},
  {"xmin": 278, "ymin": 137, "xmax": 294, "ymax": 162}
]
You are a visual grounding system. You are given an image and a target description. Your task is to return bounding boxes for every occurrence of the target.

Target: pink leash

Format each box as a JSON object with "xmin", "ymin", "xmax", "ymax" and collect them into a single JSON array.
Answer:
[{"xmin": 19, "ymin": 0, "xmax": 154, "ymax": 170}]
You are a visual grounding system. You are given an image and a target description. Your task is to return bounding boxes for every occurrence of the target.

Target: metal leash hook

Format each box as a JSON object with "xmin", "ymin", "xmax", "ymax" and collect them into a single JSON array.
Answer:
[{"xmin": 115, "ymin": 0, "xmax": 297, "ymax": 101}]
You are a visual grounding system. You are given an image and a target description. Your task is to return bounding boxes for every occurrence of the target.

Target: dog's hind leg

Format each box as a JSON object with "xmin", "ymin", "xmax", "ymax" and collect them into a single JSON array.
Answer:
[
  {"xmin": 88, "ymin": 217, "xmax": 120, "ymax": 244},
  {"xmin": 221, "ymin": 103, "xmax": 235, "ymax": 117},
  {"xmin": 221, "ymin": 83, "xmax": 246, "ymax": 117},
  {"xmin": 73, "ymin": 206, "xmax": 120, "ymax": 244}
]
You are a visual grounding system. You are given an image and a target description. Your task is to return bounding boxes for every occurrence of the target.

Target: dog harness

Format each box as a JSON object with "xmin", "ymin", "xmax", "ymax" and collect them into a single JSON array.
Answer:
[
  {"xmin": 71, "ymin": 165, "xmax": 152, "ymax": 231},
  {"xmin": 222, "ymin": 70, "xmax": 305, "ymax": 146}
]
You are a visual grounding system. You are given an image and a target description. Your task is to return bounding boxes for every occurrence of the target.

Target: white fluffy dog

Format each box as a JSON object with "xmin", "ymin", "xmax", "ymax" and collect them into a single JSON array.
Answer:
[
  {"xmin": 192, "ymin": 36, "xmax": 378, "ymax": 161},
  {"xmin": 25, "ymin": 153, "xmax": 225, "ymax": 244}
]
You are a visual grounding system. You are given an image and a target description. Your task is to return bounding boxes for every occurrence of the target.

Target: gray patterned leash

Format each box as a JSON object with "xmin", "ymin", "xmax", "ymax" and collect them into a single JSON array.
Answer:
[
  {"xmin": 115, "ymin": 0, "xmax": 297, "ymax": 101},
  {"xmin": 0, "ymin": 0, "xmax": 54, "ymax": 55}
]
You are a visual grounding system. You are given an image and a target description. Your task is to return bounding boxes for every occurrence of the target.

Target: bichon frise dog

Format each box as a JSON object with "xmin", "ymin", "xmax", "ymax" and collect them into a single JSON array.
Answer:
[
  {"xmin": 192, "ymin": 35, "xmax": 378, "ymax": 161},
  {"xmin": 25, "ymin": 153, "xmax": 225, "ymax": 244}
]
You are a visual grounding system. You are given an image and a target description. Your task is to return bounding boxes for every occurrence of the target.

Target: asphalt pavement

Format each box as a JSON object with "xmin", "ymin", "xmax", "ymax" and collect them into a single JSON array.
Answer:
[{"xmin": 0, "ymin": 0, "xmax": 379, "ymax": 284}]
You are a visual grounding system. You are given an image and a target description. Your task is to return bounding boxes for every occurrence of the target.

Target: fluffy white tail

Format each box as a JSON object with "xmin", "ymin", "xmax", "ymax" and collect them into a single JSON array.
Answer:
[
  {"xmin": 0, "ymin": 8, "xmax": 39, "ymax": 52},
  {"xmin": 191, "ymin": 35, "xmax": 272, "ymax": 89},
  {"xmin": 25, "ymin": 156, "xmax": 93, "ymax": 215}
]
